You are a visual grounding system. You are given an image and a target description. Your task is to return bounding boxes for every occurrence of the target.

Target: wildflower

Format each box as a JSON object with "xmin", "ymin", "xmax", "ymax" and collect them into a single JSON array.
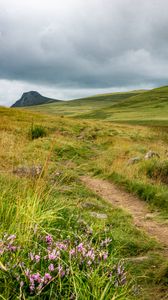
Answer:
[
  {"xmin": 45, "ymin": 235, "xmax": 53, "ymax": 245},
  {"xmin": 103, "ymin": 252, "xmax": 108, "ymax": 260},
  {"xmin": 7, "ymin": 234, "xmax": 16, "ymax": 241},
  {"xmin": 34, "ymin": 254, "xmax": 40, "ymax": 263},
  {"xmin": 25, "ymin": 268, "xmax": 30, "ymax": 276},
  {"xmin": 86, "ymin": 249, "xmax": 95, "ymax": 261},
  {"xmin": 48, "ymin": 249, "xmax": 60, "ymax": 260},
  {"xmin": 31, "ymin": 273, "xmax": 41, "ymax": 283},
  {"xmin": 48, "ymin": 263, "xmax": 54, "ymax": 272},
  {"xmin": 30, "ymin": 283, "xmax": 35, "ymax": 292},
  {"xmin": 58, "ymin": 264, "xmax": 65, "ymax": 277},
  {"xmin": 29, "ymin": 252, "xmax": 34, "ymax": 261},
  {"xmin": 44, "ymin": 273, "xmax": 52, "ymax": 283},
  {"xmin": 77, "ymin": 243, "xmax": 86, "ymax": 255},
  {"xmin": 100, "ymin": 238, "xmax": 112, "ymax": 247},
  {"xmin": 8, "ymin": 245, "xmax": 17, "ymax": 252},
  {"xmin": 69, "ymin": 248, "xmax": 76, "ymax": 256},
  {"xmin": 20, "ymin": 281, "xmax": 24, "ymax": 288},
  {"xmin": 87, "ymin": 260, "xmax": 92, "ymax": 266},
  {"xmin": 55, "ymin": 242, "xmax": 67, "ymax": 250}
]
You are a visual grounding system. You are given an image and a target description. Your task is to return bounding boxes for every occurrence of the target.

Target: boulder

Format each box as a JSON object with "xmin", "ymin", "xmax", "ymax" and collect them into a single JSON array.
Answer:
[{"xmin": 144, "ymin": 151, "xmax": 160, "ymax": 160}]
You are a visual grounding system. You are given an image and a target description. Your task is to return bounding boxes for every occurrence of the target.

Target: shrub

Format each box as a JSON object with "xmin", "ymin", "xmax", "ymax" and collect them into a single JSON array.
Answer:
[
  {"xmin": 29, "ymin": 124, "xmax": 47, "ymax": 140},
  {"xmin": 144, "ymin": 160, "xmax": 168, "ymax": 184}
]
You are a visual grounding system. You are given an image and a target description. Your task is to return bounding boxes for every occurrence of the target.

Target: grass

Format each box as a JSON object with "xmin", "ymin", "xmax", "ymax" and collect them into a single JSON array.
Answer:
[
  {"xmin": 26, "ymin": 86, "xmax": 168, "ymax": 126},
  {"xmin": 0, "ymin": 104, "xmax": 168, "ymax": 299}
]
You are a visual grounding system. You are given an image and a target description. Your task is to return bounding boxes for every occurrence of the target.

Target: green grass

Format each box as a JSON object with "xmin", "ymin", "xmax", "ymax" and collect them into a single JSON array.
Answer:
[
  {"xmin": 26, "ymin": 86, "xmax": 168, "ymax": 126},
  {"xmin": 0, "ymin": 103, "xmax": 168, "ymax": 299}
]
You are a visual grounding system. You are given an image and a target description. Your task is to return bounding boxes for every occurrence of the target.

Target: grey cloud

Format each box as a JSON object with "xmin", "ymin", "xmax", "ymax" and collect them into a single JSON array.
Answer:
[{"xmin": 0, "ymin": 0, "xmax": 168, "ymax": 104}]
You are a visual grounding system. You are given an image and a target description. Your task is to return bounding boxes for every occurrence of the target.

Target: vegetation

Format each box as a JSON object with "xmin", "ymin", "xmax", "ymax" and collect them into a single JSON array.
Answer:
[
  {"xmin": 27, "ymin": 86, "xmax": 168, "ymax": 126},
  {"xmin": 29, "ymin": 124, "xmax": 47, "ymax": 140},
  {"xmin": 0, "ymin": 88, "xmax": 168, "ymax": 299}
]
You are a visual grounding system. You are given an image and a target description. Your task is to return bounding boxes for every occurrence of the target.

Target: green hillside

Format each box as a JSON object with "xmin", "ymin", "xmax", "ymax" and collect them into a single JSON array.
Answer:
[
  {"xmin": 27, "ymin": 90, "xmax": 145, "ymax": 117},
  {"xmin": 26, "ymin": 86, "xmax": 168, "ymax": 126},
  {"xmin": 76, "ymin": 86, "xmax": 168, "ymax": 125}
]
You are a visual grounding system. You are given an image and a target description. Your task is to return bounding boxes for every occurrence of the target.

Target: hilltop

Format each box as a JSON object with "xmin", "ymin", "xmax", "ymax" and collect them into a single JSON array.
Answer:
[{"xmin": 11, "ymin": 91, "xmax": 61, "ymax": 107}]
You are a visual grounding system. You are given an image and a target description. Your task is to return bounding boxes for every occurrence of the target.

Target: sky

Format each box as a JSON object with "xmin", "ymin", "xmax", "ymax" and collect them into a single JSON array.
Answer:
[{"xmin": 0, "ymin": 0, "xmax": 168, "ymax": 106}]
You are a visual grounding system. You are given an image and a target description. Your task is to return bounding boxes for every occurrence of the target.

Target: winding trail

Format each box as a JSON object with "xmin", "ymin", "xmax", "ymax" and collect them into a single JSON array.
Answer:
[{"xmin": 81, "ymin": 176, "xmax": 168, "ymax": 257}]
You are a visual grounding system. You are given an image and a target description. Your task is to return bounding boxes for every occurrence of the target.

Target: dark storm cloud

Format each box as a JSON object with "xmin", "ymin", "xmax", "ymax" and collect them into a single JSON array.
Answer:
[{"xmin": 1, "ymin": 0, "xmax": 168, "ymax": 104}]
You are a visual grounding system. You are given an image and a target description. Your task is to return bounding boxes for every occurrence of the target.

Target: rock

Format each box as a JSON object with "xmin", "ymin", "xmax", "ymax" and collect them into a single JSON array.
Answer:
[
  {"xmin": 82, "ymin": 202, "xmax": 104, "ymax": 209},
  {"xmin": 144, "ymin": 151, "xmax": 160, "ymax": 160},
  {"xmin": 127, "ymin": 157, "xmax": 141, "ymax": 165},
  {"xmin": 13, "ymin": 165, "xmax": 42, "ymax": 177},
  {"xmin": 90, "ymin": 212, "xmax": 108, "ymax": 219}
]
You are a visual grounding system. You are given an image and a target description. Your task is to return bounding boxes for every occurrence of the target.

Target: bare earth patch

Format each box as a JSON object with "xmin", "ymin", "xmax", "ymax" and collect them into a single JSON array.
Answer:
[{"xmin": 81, "ymin": 176, "xmax": 168, "ymax": 257}]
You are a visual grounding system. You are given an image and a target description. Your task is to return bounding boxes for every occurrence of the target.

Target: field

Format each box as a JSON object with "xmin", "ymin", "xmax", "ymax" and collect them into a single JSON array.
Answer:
[
  {"xmin": 0, "ymin": 87, "xmax": 168, "ymax": 299},
  {"xmin": 27, "ymin": 86, "xmax": 168, "ymax": 126}
]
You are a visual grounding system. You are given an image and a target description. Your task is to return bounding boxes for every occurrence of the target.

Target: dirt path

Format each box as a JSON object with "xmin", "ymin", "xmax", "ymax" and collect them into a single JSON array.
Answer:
[{"xmin": 81, "ymin": 176, "xmax": 168, "ymax": 256}]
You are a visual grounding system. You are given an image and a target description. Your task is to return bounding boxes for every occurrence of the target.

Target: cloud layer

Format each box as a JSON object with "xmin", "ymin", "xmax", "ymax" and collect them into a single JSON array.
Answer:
[{"xmin": 0, "ymin": 0, "xmax": 168, "ymax": 105}]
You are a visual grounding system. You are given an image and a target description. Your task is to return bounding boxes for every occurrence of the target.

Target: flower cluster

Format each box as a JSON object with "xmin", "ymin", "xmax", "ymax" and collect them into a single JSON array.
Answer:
[
  {"xmin": 0, "ymin": 234, "xmax": 18, "ymax": 255},
  {"xmin": 0, "ymin": 232, "xmax": 127, "ymax": 296}
]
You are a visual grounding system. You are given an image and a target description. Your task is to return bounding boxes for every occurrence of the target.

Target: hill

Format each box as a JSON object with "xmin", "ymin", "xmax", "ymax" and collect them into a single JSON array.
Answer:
[
  {"xmin": 11, "ymin": 91, "xmax": 61, "ymax": 107},
  {"xmin": 25, "ymin": 85, "xmax": 168, "ymax": 126},
  {"xmin": 27, "ymin": 89, "xmax": 146, "ymax": 116},
  {"xmin": 75, "ymin": 86, "xmax": 168, "ymax": 125},
  {"xmin": 0, "ymin": 106, "xmax": 168, "ymax": 299}
]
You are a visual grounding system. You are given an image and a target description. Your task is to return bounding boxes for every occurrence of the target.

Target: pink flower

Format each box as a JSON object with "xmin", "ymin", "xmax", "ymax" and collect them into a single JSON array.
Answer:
[
  {"xmin": 58, "ymin": 264, "xmax": 65, "ymax": 277},
  {"xmin": 86, "ymin": 250, "xmax": 95, "ymax": 260},
  {"xmin": 56, "ymin": 242, "xmax": 67, "ymax": 250},
  {"xmin": 44, "ymin": 273, "xmax": 52, "ymax": 283},
  {"xmin": 103, "ymin": 252, "xmax": 108, "ymax": 260},
  {"xmin": 69, "ymin": 248, "xmax": 75, "ymax": 256},
  {"xmin": 48, "ymin": 263, "xmax": 54, "ymax": 272},
  {"xmin": 35, "ymin": 255, "xmax": 40, "ymax": 263},
  {"xmin": 48, "ymin": 249, "xmax": 60, "ymax": 260},
  {"xmin": 77, "ymin": 243, "xmax": 86, "ymax": 255},
  {"xmin": 45, "ymin": 235, "xmax": 53, "ymax": 245}
]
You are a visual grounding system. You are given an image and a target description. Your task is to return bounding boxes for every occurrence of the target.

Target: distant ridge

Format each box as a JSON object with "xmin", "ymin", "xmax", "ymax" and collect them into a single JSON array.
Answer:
[{"xmin": 11, "ymin": 91, "xmax": 61, "ymax": 107}]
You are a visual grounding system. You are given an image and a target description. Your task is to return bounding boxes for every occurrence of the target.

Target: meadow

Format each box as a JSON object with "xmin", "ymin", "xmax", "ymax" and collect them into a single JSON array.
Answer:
[{"xmin": 0, "ymin": 86, "xmax": 168, "ymax": 299}]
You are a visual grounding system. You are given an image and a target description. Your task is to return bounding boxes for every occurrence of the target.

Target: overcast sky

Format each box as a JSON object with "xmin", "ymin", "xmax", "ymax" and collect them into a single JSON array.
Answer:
[{"xmin": 0, "ymin": 0, "xmax": 168, "ymax": 106}]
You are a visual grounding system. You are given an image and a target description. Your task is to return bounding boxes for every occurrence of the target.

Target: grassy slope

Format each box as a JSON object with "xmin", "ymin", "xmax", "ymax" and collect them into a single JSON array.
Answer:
[
  {"xmin": 27, "ymin": 90, "xmax": 145, "ymax": 117},
  {"xmin": 26, "ymin": 86, "xmax": 168, "ymax": 126},
  {"xmin": 0, "ymin": 106, "xmax": 168, "ymax": 299}
]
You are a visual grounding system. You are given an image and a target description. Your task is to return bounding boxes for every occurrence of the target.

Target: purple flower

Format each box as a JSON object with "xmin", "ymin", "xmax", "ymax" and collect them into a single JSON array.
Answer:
[
  {"xmin": 45, "ymin": 235, "xmax": 53, "ymax": 245},
  {"xmin": 7, "ymin": 234, "xmax": 16, "ymax": 241},
  {"xmin": 8, "ymin": 245, "xmax": 17, "ymax": 252},
  {"xmin": 86, "ymin": 249, "xmax": 95, "ymax": 260},
  {"xmin": 55, "ymin": 242, "xmax": 67, "ymax": 250},
  {"xmin": 48, "ymin": 249, "xmax": 60, "ymax": 260},
  {"xmin": 77, "ymin": 243, "xmax": 86, "ymax": 255},
  {"xmin": 48, "ymin": 263, "xmax": 54, "ymax": 272},
  {"xmin": 58, "ymin": 264, "xmax": 65, "ymax": 277},
  {"xmin": 44, "ymin": 273, "xmax": 52, "ymax": 283},
  {"xmin": 31, "ymin": 273, "xmax": 41, "ymax": 283}
]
